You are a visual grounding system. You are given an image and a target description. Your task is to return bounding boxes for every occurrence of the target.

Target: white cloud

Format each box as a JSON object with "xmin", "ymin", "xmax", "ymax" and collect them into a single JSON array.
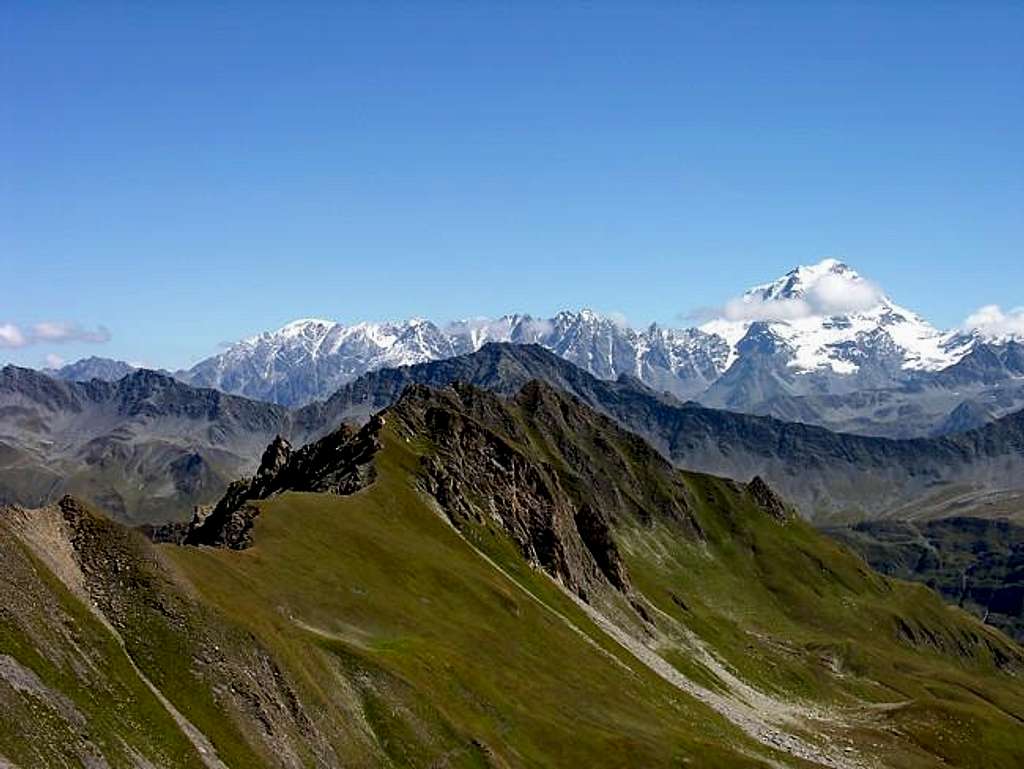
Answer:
[
  {"xmin": 604, "ymin": 311, "xmax": 630, "ymax": 330},
  {"xmin": 723, "ymin": 296, "xmax": 810, "ymax": 322},
  {"xmin": 721, "ymin": 273, "xmax": 884, "ymax": 322},
  {"xmin": 963, "ymin": 305, "xmax": 1024, "ymax": 340},
  {"xmin": 43, "ymin": 353, "xmax": 66, "ymax": 369},
  {"xmin": 31, "ymin": 321, "xmax": 111, "ymax": 344},
  {"xmin": 808, "ymin": 273, "xmax": 883, "ymax": 315},
  {"xmin": 0, "ymin": 324, "xmax": 27, "ymax": 348},
  {"xmin": 0, "ymin": 321, "xmax": 111, "ymax": 348}
]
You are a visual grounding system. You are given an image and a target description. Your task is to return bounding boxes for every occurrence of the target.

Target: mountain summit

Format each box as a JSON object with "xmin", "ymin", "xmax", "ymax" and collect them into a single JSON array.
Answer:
[{"xmin": 701, "ymin": 259, "xmax": 966, "ymax": 376}]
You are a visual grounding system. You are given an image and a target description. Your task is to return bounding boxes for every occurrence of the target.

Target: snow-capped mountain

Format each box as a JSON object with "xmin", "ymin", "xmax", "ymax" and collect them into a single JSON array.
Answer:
[
  {"xmin": 695, "ymin": 259, "xmax": 989, "ymax": 408},
  {"xmin": 701, "ymin": 259, "xmax": 968, "ymax": 376},
  {"xmin": 134, "ymin": 259, "xmax": 1024, "ymax": 426},
  {"xmin": 181, "ymin": 318, "xmax": 464, "ymax": 407},
  {"xmin": 179, "ymin": 310, "xmax": 730, "ymax": 407}
]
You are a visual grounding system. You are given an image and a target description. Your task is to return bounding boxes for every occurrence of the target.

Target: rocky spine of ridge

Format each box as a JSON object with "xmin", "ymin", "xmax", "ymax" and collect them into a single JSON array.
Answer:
[
  {"xmin": 388, "ymin": 380, "xmax": 711, "ymax": 606},
  {"xmin": 296, "ymin": 343, "xmax": 1024, "ymax": 518},
  {"xmin": 190, "ymin": 375, "xmax": 724, "ymax": 607},
  {"xmin": 184, "ymin": 416, "xmax": 385, "ymax": 549}
]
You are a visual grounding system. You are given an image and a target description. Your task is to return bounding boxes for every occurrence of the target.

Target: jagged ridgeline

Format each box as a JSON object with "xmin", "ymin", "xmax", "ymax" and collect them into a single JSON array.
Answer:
[{"xmin": 2, "ymin": 381, "xmax": 1024, "ymax": 769}]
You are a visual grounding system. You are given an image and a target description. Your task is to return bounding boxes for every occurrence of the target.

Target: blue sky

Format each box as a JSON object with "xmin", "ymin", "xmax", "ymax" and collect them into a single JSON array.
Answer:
[{"xmin": 2, "ymin": 2, "xmax": 1021, "ymax": 369}]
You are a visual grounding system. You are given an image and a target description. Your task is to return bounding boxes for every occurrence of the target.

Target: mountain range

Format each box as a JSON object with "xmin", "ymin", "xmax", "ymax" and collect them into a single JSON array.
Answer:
[
  {"xmin": 0, "ymin": 366, "xmax": 291, "ymax": 523},
  {"xmin": 52, "ymin": 260, "xmax": 1024, "ymax": 438},
  {"xmin": 8, "ymin": 343, "xmax": 1024, "ymax": 525}
]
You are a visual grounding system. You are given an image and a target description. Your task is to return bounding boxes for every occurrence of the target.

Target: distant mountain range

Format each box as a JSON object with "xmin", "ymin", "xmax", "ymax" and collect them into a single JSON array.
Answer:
[
  {"xmin": 49, "ymin": 355, "xmax": 141, "ymax": 383},
  {"xmin": 7, "ymin": 343, "xmax": 1024, "ymax": 525},
  {"xmin": 48, "ymin": 260, "xmax": 1024, "ymax": 438},
  {"xmin": 0, "ymin": 366, "xmax": 291, "ymax": 523},
  {"xmin": 176, "ymin": 311, "xmax": 729, "ymax": 407}
]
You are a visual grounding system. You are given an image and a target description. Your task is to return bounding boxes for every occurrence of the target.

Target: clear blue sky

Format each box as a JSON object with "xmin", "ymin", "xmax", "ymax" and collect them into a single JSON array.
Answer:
[{"xmin": 2, "ymin": 2, "xmax": 1021, "ymax": 369}]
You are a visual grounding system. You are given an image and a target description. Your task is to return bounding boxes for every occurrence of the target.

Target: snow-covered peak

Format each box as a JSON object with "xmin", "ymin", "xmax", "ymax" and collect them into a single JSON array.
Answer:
[
  {"xmin": 701, "ymin": 260, "xmax": 961, "ymax": 374},
  {"xmin": 745, "ymin": 258, "xmax": 859, "ymax": 303}
]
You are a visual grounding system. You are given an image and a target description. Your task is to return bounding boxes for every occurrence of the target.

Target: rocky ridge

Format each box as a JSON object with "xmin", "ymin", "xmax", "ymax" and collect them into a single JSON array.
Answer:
[
  {"xmin": 184, "ymin": 416, "xmax": 384, "ymax": 549},
  {"xmin": 292, "ymin": 343, "xmax": 1024, "ymax": 520}
]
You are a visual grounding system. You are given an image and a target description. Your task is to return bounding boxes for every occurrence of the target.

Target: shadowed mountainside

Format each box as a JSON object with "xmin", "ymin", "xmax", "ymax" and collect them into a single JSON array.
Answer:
[{"xmin": 294, "ymin": 343, "xmax": 1024, "ymax": 520}]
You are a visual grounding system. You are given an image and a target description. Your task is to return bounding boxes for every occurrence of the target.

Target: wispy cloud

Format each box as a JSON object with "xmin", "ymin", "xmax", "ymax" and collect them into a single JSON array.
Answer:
[
  {"xmin": 963, "ymin": 305, "xmax": 1024, "ymax": 340},
  {"xmin": 603, "ymin": 310, "xmax": 630, "ymax": 329},
  {"xmin": 32, "ymin": 321, "xmax": 111, "ymax": 344},
  {"xmin": 0, "ymin": 324, "xmax": 27, "ymax": 348},
  {"xmin": 0, "ymin": 321, "xmax": 112, "ymax": 348},
  {"xmin": 43, "ymin": 353, "xmax": 66, "ymax": 369}
]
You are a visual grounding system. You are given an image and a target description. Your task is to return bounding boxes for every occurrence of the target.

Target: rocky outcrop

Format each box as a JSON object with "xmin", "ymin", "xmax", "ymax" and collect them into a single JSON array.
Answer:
[
  {"xmin": 747, "ymin": 476, "xmax": 790, "ymax": 521},
  {"xmin": 184, "ymin": 418, "xmax": 384, "ymax": 549}
]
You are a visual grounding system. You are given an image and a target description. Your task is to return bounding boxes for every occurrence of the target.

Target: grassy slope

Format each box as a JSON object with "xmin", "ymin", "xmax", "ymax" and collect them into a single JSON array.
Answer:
[
  {"xmin": 165, "ymin": 433, "xmax": 775, "ymax": 768},
  {"xmin": 622, "ymin": 485, "xmax": 1024, "ymax": 769}
]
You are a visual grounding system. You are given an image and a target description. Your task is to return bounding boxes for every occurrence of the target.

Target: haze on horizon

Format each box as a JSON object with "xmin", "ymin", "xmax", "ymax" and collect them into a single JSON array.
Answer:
[{"xmin": 2, "ymin": 2, "xmax": 1021, "ymax": 370}]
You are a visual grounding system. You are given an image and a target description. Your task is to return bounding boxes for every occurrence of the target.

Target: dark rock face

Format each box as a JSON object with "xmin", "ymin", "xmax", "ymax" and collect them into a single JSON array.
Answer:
[
  {"xmin": 184, "ymin": 418, "xmax": 384, "ymax": 549},
  {"xmin": 747, "ymin": 476, "xmax": 790, "ymax": 521},
  {"xmin": 412, "ymin": 397, "xmax": 607, "ymax": 597},
  {"xmin": 392, "ymin": 381, "xmax": 704, "ymax": 603},
  {"xmin": 256, "ymin": 435, "xmax": 292, "ymax": 480}
]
